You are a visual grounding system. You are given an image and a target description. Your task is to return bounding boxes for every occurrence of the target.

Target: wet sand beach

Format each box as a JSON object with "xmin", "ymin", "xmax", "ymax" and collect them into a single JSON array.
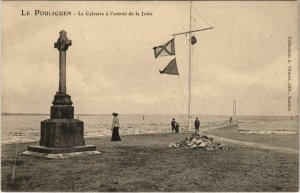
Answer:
[{"xmin": 1, "ymin": 126, "xmax": 298, "ymax": 192}]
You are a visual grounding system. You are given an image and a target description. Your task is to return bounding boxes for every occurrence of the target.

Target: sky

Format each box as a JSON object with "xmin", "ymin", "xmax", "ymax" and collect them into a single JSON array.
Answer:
[{"xmin": 1, "ymin": 1, "xmax": 299, "ymax": 116}]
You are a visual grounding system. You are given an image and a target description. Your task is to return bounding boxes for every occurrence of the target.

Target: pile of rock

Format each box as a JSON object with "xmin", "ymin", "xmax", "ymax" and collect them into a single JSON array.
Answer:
[{"xmin": 169, "ymin": 134, "xmax": 228, "ymax": 151}]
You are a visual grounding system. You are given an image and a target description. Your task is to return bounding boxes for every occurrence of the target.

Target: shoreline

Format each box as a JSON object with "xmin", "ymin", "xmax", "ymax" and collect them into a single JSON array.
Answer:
[{"xmin": 2, "ymin": 122, "xmax": 298, "ymax": 151}]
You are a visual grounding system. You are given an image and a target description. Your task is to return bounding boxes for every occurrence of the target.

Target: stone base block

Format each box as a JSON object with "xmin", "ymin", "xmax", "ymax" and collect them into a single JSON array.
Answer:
[
  {"xmin": 40, "ymin": 119, "xmax": 85, "ymax": 148},
  {"xmin": 51, "ymin": 105, "xmax": 74, "ymax": 119},
  {"xmin": 22, "ymin": 147, "xmax": 100, "ymax": 159},
  {"xmin": 27, "ymin": 145, "xmax": 96, "ymax": 154},
  {"xmin": 52, "ymin": 93, "xmax": 73, "ymax": 105}
]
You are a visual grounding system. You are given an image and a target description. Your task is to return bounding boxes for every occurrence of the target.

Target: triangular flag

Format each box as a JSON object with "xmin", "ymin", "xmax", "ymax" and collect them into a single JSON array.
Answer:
[{"xmin": 159, "ymin": 58, "xmax": 179, "ymax": 75}]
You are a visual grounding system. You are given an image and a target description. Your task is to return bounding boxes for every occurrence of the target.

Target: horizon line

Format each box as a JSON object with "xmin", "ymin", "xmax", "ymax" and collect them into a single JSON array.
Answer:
[{"xmin": 1, "ymin": 112, "xmax": 298, "ymax": 117}]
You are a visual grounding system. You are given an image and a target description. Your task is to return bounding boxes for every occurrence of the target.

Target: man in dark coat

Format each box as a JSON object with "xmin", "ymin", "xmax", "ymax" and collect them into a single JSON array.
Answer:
[
  {"xmin": 194, "ymin": 117, "xmax": 200, "ymax": 134},
  {"xmin": 175, "ymin": 122, "xmax": 179, "ymax": 133},
  {"xmin": 171, "ymin": 118, "xmax": 177, "ymax": 133}
]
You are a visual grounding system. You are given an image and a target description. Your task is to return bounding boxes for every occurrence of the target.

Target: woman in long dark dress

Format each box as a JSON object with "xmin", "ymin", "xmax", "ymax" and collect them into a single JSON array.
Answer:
[{"xmin": 111, "ymin": 112, "xmax": 122, "ymax": 141}]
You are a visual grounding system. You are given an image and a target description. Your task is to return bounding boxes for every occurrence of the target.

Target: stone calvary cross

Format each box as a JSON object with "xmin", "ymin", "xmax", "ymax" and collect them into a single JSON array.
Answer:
[{"xmin": 24, "ymin": 31, "xmax": 98, "ymax": 158}]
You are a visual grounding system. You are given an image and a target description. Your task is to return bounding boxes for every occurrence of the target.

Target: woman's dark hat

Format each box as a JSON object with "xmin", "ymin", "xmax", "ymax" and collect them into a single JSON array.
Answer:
[{"xmin": 112, "ymin": 112, "xmax": 118, "ymax": 116}]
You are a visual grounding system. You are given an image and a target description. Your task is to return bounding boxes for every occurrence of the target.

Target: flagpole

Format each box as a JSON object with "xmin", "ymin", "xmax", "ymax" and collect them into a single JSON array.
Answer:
[
  {"xmin": 188, "ymin": 0, "xmax": 192, "ymax": 132},
  {"xmin": 160, "ymin": 1, "xmax": 213, "ymax": 132}
]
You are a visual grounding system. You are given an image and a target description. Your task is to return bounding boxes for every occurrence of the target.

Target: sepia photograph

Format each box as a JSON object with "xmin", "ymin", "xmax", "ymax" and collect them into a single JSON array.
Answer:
[{"xmin": 1, "ymin": 1, "xmax": 299, "ymax": 192}]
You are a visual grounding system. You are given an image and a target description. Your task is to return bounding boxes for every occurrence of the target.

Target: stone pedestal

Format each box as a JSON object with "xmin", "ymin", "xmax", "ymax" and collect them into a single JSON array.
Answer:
[
  {"xmin": 24, "ymin": 93, "xmax": 97, "ymax": 157},
  {"xmin": 40, "ymin": 119, "xmax": 85, "ymax": 148},
  {"xmin": 23, "ymin": 30, "xmax": 98, "ymax": 159}
]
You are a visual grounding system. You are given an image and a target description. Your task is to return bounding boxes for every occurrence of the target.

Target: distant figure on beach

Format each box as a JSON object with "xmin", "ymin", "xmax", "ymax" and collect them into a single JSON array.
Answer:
[
  {"xmin": 111, "ymin": 112, "xmax": 122, "ymax": 141},
  {"xmin": 171, "ymin": 118, "xmax": 177, "ymax": 133},
  {"xmin": 175, "ymin": 122, "xmax": 179, "ymax": 133},
  {"xmin": 194, "ymin": 117, "xmax": 200, "ymax": 134},
  {"xmin": 229, "ymin": 117, "xmax": 232, "ymax": 123}
]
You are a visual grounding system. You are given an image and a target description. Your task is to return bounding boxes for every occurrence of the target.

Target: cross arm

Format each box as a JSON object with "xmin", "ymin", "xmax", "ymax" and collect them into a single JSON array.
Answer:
[{"xmin": 173, "ymin": 27, "xmax": 214, "ymax": 36}]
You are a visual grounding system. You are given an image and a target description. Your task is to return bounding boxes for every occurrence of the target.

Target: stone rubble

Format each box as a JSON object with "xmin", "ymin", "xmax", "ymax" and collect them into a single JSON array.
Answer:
[{"xmin": 169, "ymin": 134, "xmax": 228, "ymax": 151}]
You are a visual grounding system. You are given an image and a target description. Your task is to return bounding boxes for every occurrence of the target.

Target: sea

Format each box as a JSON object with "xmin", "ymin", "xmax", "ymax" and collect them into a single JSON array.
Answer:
[{"xmin": 1, "ymin": 114, "xmax": 298, "ymax": 144}]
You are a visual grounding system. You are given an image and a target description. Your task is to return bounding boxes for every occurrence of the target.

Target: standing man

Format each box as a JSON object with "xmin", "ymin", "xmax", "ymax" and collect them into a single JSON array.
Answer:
[
  {"xmin": 175, "ymin": 122, "xmax": 180, "ymax": 133},
  {"xmin": 194, "ymin": 117, "xmax": 200, "ymax": 134},
  {"xmin": 111, "ymin": 112, "xmax": 122, "ymax": 141},
  {"xmin": 171, "ymin": 118, "xmax": 177, "ymax": 133}
]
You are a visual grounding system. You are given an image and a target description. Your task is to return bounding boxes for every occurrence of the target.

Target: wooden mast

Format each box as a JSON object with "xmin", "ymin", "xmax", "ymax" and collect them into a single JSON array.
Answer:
[
  {"xmin": 188, "ymin": 0, "xmax": 192, "ymax": 132},
  {"xmin": 172, "ymin": 1, "xmax": 213, "ymax": 132}
]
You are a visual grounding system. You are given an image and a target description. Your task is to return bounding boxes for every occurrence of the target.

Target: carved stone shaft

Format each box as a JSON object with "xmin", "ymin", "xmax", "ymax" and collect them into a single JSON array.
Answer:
[
  {"xmin": 59, "ymin": 51, "xmax": 66, "ymax": 93},
  {"xmin": 54, "ymin": 30, "xmax": 72, "ymax": 94}
]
